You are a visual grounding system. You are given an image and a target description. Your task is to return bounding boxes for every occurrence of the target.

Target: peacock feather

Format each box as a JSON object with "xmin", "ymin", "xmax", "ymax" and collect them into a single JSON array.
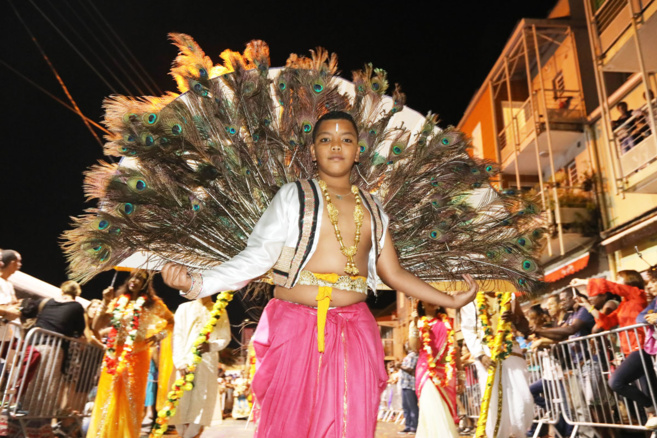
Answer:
[{"xmin": 62, "ymin": 34, "xmax": 545, "ymax": 291}]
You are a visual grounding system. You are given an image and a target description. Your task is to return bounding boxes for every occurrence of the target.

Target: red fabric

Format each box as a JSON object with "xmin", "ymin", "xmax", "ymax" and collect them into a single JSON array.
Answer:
[
  {"xmin": 588, "ymin": 278, "xmax": 647, "ymax": 355},
  {"xmin": 414, "ymin": 317, "xmax": 458, "ymax": 424},
  {"xmin": 251, "ymin": 299, "xmax": 387, "ymax": 438}
]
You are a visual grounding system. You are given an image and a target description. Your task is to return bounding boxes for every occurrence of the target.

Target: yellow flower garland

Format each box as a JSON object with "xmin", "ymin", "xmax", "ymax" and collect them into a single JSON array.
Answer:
[
  {"xmin": 149, "ymin": 291, "xmax": 234, "ymax": 437},
  {"xmin": 475, "ymin": 291, "xmax": 514, "ymax": 438}
]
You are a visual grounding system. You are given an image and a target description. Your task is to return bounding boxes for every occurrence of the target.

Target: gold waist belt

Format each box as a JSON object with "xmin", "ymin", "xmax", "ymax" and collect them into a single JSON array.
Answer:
[{"xmin": 297, "ymin": 270, "xmax": 367, "ymax": 353}]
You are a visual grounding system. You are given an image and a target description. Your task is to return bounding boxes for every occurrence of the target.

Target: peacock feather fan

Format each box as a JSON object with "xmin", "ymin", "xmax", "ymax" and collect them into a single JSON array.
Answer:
[{"xmin": 62, "ymin": 34, "xmax": 545, "ymax": 291}]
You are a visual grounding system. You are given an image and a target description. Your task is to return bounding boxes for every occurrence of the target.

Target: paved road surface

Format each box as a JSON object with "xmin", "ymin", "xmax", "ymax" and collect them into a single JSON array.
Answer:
[{"xmin": 196, "ymin": 418, "xmax": 417, "ymax": 437}]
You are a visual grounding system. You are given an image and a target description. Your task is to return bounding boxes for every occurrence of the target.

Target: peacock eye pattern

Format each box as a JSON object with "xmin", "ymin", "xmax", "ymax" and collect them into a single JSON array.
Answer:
[{"xmin": 64, "ymin": 36, "xmax": 546, "ymax": 291}]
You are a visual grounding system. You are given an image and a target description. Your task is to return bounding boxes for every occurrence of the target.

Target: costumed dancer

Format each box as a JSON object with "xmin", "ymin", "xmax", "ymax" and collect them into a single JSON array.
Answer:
[
  {"xmin": 460, "ymin": 291, "xmax": 533, "ymax": 438},
  {"xmin": 86, "ymin": 270, "xmax": 174, "ymax": 438},
  {"xmin": 171, "ymin": 295, "xmax": 231, "ymax": 438},
  {"xmin": 61, "ymin": 36, "xmax": 546, "ymax": 438},
  {"xmin": 409, "ymin": 301, "xmax": 461, "ymax": 438},
  {"xmin": 162, "ymin": 111, "xmax": 479, "ymax": 437}
]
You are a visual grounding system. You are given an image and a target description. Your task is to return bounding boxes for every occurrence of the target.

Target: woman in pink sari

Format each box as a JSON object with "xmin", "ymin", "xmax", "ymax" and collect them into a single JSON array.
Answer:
[{"xmin": 410, "ymin": 302, "xmax": 461, "ymax": 438}]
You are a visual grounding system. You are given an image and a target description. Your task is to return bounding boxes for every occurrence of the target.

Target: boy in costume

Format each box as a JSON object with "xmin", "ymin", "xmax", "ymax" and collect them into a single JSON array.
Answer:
[{"xmin": 163, "ymin": 111, "xmax": 479, "ymax": 438}]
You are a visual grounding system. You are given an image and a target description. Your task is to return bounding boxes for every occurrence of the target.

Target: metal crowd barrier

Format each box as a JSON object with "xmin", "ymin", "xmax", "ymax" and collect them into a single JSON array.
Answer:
[
  {"xmin": 459, "ymin": 362, "xmax": 481, "ymax": 421},
  {"xmin": 551, "ymin": 323, "xmax": 657, "ymax": 436},
  {"xmin": 457, "ymin": 324, "xmax": 657, "ymax": 438},
  {"xmin": 0, "ymin": 323, "xmax": 104, "ymax": 436}
]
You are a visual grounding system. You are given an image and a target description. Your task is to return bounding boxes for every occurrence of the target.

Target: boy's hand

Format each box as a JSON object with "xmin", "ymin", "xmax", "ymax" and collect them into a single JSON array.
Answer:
[
  {"xmin": 453, "ymin": 274, "xmax": 479, "ymax": 309},
  {"xmin": 161, "ymin": 262, "xmax": 192, "ymax": 292}
]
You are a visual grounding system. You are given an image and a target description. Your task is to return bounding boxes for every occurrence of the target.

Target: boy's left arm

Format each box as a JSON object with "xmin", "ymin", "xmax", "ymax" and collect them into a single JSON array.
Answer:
[{"xmin": 376, "ymin": 232, "xmax": 477, "ymax": 309}]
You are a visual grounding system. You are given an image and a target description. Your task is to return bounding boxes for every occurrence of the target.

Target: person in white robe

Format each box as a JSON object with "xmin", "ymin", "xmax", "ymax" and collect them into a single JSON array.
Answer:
[
  {"xmin": 171, "ymin": 296, "xmax": 231, "ymax": 438},
  {"xmin": 460, "ymin": 294, "xmax": 533, "ymax": 438}
]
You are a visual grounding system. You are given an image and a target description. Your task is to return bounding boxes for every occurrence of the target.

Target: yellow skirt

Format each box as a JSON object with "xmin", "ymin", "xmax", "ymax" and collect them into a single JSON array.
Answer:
[{"xmin": 86, "ymin": 343, "xmax": 150, "ymax": 438}]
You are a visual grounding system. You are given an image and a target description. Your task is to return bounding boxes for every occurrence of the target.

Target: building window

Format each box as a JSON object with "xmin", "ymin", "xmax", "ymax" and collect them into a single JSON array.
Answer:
[
  {"xmin": 567, "ymin": 161, "xmax": 578, "ymax": 186},
  {"xmin": 553, "ymin": 71, "xmax": 565, "ymax": 99}
]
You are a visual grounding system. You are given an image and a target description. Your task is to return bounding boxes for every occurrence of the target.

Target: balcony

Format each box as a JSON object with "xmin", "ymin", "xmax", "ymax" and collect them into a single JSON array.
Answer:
[
  {"xmin": 613, "ymin": 101, "xmax": 657, "ymax": 192},
  {"xmin": 499, "ymin": 90, "xmax": 586, "ymax": 174},
  {"xmin": 592, "ymin": 0, "xmax": 657, "ymax": 72}
]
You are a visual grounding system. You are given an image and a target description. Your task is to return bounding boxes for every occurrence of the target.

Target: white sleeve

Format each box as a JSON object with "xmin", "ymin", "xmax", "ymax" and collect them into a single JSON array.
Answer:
[
  {"xmin": 208, "ymin": 309, "xmax": 231, "ymax": 352},
  {"xmin": 172, "ymin": 304, "xmax": 189, "ymax": 370},
  {"xmin": 184, "ymin": 183, "xmax": 295, "ymax": 299},
  {"xmin": 460, "ymin": 301, "xmax": 486, "ymax": 359}
]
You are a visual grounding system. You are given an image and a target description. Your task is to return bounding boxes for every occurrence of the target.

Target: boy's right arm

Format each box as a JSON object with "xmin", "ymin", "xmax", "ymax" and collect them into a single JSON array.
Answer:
[{"xmin": 162, "ymin": 184, "xmax": 294, "ymax": 298}]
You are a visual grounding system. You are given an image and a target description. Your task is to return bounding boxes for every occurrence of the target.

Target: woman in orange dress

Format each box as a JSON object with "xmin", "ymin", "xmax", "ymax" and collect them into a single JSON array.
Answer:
[{"xmin": 86, "ymin": 270, "xmax": 174, "ymax": 438}]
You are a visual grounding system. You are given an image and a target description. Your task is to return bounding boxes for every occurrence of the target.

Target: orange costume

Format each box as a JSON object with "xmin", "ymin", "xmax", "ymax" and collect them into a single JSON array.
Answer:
[{"xmin": 86, "ymin": 296, "xmax": 173, "ymax": 438}]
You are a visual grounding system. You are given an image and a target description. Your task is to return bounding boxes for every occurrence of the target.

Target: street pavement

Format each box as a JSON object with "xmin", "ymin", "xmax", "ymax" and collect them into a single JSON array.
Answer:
[{"xmin": 197, "ymin": 418, "xmax": 417, "ymax": 437}]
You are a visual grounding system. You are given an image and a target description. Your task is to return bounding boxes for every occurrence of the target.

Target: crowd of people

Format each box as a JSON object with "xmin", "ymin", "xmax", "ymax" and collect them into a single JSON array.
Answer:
[
  {"xmin": 0, "ymin": 249, "xmax": 239, "ymax": 438},
  {"xmin": 5, "ymin": 254, "xmax": 657, "ymax": 438},
  {"xmin": 377, "ymin": 267, "xmax": 657, "ymax": 437}
]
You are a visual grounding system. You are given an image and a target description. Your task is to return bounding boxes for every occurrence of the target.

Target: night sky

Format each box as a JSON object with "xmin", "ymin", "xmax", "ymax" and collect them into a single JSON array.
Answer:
[{"xmin": 1, "ymin": 0, "xmax": 557, "ymax": 315}]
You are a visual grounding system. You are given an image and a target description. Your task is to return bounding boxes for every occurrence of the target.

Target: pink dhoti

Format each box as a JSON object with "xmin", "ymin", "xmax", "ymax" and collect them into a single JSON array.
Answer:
[{"xmin": 252, "ymin": 298, "xmax": 387, "ymax": 438}]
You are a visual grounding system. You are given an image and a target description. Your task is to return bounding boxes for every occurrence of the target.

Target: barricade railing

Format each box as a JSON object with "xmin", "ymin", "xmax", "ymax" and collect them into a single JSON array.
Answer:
[
  {"xmin": 551, "ymin": 323, "xmax": 656, "ymax": 433},
  {"xmin": 459, "ymin": 362, "xmax": 481, "ymax": 420},
  {"xmin": 0, "ymin": 320, "xmax": 26, "ymax": 409},
  {"xmin": 0, "ymin": 324, "xmax": 104, "ymax": 435},
  {"xmin": 457, "ymin": 324, "xmax": 657, "ymax": 437}
]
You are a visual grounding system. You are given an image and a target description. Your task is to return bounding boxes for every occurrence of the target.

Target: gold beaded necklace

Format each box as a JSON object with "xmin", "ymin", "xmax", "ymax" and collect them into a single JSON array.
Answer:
[{"xmin": 318, "ymin": 180, "xmax": 364, "ymax": 275}]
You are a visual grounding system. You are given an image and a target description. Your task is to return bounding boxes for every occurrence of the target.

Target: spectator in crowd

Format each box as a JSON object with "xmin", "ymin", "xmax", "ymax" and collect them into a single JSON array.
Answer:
[
  {"xmin": 398, "ymin": 340, "xmax": 419, "ymax": 435},
  {"xmin": 545, "ymin": 295, "xmax": 566, "ymax": 326},
  {"xmin": 18, "ymin": 280, "xmax": 87, "ymax": 434},
  {"xmin": 613, "ymin": 101, "xmax": 637, "ymax": 152},
  {"xmin": 0, "ymin": 250, "xmax": 20, "ymax": 306},
  {"xmin": 231, "ymin": 370, "xmax": 251, "ymax": 420},
  {"xmin": 21, "ymin": 280, "xmax": 86, "ymax": 338},
  {"xmin": 0, "ymin": 250, "xmax": 42, "ymax": 407},
  {"xmin": 613, "ymin": 101, "xmax": 633, "ymax": 130},
  {"xmin": 573, "ymin": 271, "xmax": 655, "ymax": 429},
  {"xmin": 171, "ymin": 296, "xmax": 231, "ymax": 438},
  {"xmin": 633, "ymin": 266, "xmax": 657, "ymax": 429},
  {"xmin": 83, "ymin": 299, "xmax": 105, "ymax": 348},
  {"xmin": 572, "ymin": 271, "xmax": 646, "ymax": 362},
  {"xmin": 534, "ymin": 288, "xmax": 595, "ymax": 342},
  {"xmin": 0, "ymin": 249, "xmax": 20, "ymax": 343}
]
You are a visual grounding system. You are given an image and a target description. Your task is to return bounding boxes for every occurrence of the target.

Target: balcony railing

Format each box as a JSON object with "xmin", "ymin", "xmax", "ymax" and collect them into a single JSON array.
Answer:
[
  {"xmin": 498, "ymin": 90, "xmax": 585, "ymax": 164},
  {"xmin": 613, "ymin": 102, "xmax": 657, "ymax": 176}
]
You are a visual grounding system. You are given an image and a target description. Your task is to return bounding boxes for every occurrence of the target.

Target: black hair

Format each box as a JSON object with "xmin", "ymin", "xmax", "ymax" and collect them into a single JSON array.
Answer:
[
  {"xmin": 528, "ymin": 304, "xmax": 548, "ymax": 318},
  {"xmin": 1, "ymin": 250, "xmax": 18, "ymax": 267},
  {"xmin": 115, "ymin": 270, "xmax": 157, "ymax": 307},
  {"xmin": 417, "ymin": 301, "xmax": 446, "ymax": 318},
  {"xmin": 647, "ymin": 265, "xmax": 657, "ymax": 282},
  {"xmin": 312, "ymin": 111, "xmax": 358, "ymax": 142}
]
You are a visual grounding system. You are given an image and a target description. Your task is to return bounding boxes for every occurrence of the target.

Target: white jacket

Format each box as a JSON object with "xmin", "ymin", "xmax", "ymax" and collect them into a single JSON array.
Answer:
[{"xmin": 184, "ymin": 179, "xmax": 389, "ymax": 299}]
